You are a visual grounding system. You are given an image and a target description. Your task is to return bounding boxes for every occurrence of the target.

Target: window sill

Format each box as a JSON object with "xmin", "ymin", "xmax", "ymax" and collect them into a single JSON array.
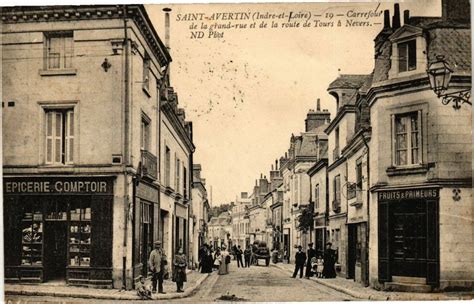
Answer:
[
  {"xmin": 386, "ymin": 164, "xmax": 429, "ymax": 176},
  {"xmin": 349, "ymin": 201, "xmax": 363, "ymax": 208},
  {"xmin": 39, "ymin": 69, "xmax": 77, "ymax": 76}
]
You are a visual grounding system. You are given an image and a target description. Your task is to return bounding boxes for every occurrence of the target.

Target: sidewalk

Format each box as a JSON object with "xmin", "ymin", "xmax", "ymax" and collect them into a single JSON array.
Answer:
[
  {"xmin": 272, "ymin": 263, "xmax": 473, "ymax": 301},
  {"xmin": 5, "ymin": 270, "xmax": 210, "ymax": 300}
]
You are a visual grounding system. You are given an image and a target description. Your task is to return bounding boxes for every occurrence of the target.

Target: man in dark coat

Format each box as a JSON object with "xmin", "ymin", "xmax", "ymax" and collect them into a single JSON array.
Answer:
[
  {"xmin": 236, "ymin": 245, "xmax": 244, "ymax": 268},
  {"xmin": 322, "ymin": 242, "xmax": 337, "ymax": 278},
  {"xmin": 305, "ymin": 243, "xmax": 317, "ymax": 278},
  {"xmin": 244, "ymin": 247, "xmax": 252, "ymax": 267},
  {"xmin": 291, "ymin": 245, "xmax": 306, "ymax": 278}
]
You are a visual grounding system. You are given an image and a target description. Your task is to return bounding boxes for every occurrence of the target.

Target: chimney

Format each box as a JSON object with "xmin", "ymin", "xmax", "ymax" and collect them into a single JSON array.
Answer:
[
  {"xmin": 383, "ymin": 9, "xmax": 391, "ymax": 29},
  {"xmin": 392, "ymin": 4, "xmax": 401, "ymax": 30},
  {"xmin": 241, "ymin": 192, "xmax": 248, "ymax": 199},
  {"xmin": 271, "ymin": 164, "xmax": 274, "ymax": 171},
  {"xmin": 163, "ymin": 8, "xmax": 172, "ymax": 49},
  {"xmin": 305, "ymin": 98, "xmax": 331, "ymax": 132},
  {"xmin": 403, "ymin": 10, "xmax": 410, "ymax": 25},
  {"xmin": 275, "ymin": 159, "xmax": 278, "ymax": 170}
]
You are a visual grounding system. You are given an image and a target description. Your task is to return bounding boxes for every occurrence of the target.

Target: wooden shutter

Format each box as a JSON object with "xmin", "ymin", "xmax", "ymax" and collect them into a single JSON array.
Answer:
[
  {"xmin": 426, "ymin": 200, "xmax": 439, "ymax": 286},
  {"xmin": 46, "ymin": 111, "xmax": 54, "ymax": 164},
  {"xmin": 54, "ymin": 112, "xmax": 63, "ymax": 163},
  {"xmin": 378, "ymin": 200, "xmax": 390, "ymax": 282},
  {"xmin": 65, "ymin": 110, "xmax": 74, "ymax": 163}
]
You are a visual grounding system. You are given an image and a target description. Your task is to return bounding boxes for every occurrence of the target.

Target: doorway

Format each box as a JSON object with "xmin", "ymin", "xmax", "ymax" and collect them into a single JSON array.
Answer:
[
  {"xmin": 348, "ymin": 224, "xmax": 357, "ymax": 280},
  {"xmin": 44, "ymin": 221, "xmax": 68, "ymax": 281}
]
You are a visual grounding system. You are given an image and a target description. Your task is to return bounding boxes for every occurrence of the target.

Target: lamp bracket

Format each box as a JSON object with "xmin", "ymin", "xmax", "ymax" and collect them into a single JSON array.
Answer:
[{"xmin": 439, "ymin": 89, "xmax": 471, "ymax": 110}]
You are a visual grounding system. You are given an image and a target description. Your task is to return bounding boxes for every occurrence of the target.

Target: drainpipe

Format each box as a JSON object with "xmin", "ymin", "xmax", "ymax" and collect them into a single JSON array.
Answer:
[
  {"xmin": 360, "ymin": 129, "xmax": 370, "ymax": 287},
  {"xmin": 122, "ymin": 5, "xmax": 130, "ymax": 291}
]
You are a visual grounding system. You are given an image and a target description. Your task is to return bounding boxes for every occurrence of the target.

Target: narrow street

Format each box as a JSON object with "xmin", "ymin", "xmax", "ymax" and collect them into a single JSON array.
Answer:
[{"xmin": 5, "ymin": 262, "xmax": 355, "ymax": 303}]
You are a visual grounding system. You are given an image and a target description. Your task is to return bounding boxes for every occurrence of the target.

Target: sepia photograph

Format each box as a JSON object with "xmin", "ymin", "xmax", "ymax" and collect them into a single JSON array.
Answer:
[{"xmin": 1, "ymin": 0, "xmax": 473, "ymax": 302}]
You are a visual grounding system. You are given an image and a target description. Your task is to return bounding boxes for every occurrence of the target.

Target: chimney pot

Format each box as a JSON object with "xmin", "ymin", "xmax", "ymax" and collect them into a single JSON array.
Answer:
[
  {"xmin": 383, "ymin": 9, "xmax": 391, "ymax": 29},
  {"xmin": 163, "ymin": 8, "xmax": 172, "ymax": 49},
  {"xmin": 316, "ymin": 98, "xmax": 321, "ymax": 111},
  {"xmin": 403, "ymin": 10, "xmax": 410, "ymax": 24},
  {"xmin": 392, "ymin": 4, "xmax": 401, "ymax": 30},
  {"xmin": 271, "ymin": 164, "xmax": 274, "ymax": 171}
]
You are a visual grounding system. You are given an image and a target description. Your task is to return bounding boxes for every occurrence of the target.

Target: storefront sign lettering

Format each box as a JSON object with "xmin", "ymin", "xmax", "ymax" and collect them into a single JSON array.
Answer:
[
  {"xmin": 4, "ymin": 177, "xmax": 113, "ymax": 194},
  {"xmin": 378, "ymin": 188, "xmax": 439, "ymax": 201}
]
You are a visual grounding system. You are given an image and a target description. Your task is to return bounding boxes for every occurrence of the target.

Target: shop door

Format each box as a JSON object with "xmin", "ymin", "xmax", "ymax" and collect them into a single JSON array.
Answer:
[
  {"xmin": 390, "ymin": 200, "xmax": 427, "ymax": 278},
  {"xmin": 44, "ymin": 222, "xmax": 68, "ymax": 280},
  {"xmin": 347, "ymin": 224, "xmax": 356, "ymax": 280},
  {"xmin": 141, "ymin": 202, "xmax": 153, "ymax": 276}
]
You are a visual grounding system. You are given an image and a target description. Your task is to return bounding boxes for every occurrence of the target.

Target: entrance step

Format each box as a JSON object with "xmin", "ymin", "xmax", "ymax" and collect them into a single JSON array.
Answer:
[
  {"xmin": 385, "ymin": 282, "xmax": 432, "ymax": 293},
  {"xmin": 392, "ymin": 276, "xmax": 426, "ymax": 284}
]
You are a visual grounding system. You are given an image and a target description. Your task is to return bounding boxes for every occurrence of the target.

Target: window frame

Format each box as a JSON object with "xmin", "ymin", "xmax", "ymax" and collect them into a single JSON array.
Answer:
[
  {"xmin": 140, "ymin": 114, "xmax": 151, "ymax": 151},
  {"xmin": 165, "ymin": 146, "xmax": 171, "ymax": 187},
  {"xmin": 333, "ymin": 175, "xmax": 341, "ymax": 211},
  {"xmin": 44, "ymin": 31, "xmax": 74, "ymax": 71},
  {"xmin": 314, "ymin": 184, "xmax": 320, "ymax": 210},
  {"xmin": 391, "ymin": 111, "xmax": 422, "ymax": 167},
  {"xmin": 44, "ymin": 107, "xmax": 75, "ymax": 165},
  {"xmin": 398, "ymin": 39, "xmax": 417, "ymax": 73},
  {"xmin": 143, "ymin": 52, "xmax": 151, "ymax": 93}
]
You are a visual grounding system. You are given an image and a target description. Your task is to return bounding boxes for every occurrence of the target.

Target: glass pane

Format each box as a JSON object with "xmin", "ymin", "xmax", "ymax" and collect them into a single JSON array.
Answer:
[
  {"xmin": 64, "ymin": 37, "xmax": 73, "ymax": 68},
  {"xmin": 55, "ymin": 139, "xmax": 61, "ymax": 163},
  {"xmin": 46, "ymin": 112, "xmax": 53, "ymax": 136},
  {"xmin": 398, "ymin": 43, "xmax": 408, "ymax": 72},
  {"xmin": 408, "ymin": 40, "xmax": 417, "ymax": 70},
  {"xmin": 397, "ymin": 134, "xmax": 407, "ymax": 149},
  {"xmin": 397, "ymin": 151, "xmax": 407, "ymax": 165},
  {"xmin": 47, "ymin": 138, "xmax": 53, "ymax": 163},
  {"xmin": 68, "ymin": 111, "xmax": 74, "ymax": 136},
  {"xmin": 412, "ymin": 148, "xmax": 418, "ymax": 164}
]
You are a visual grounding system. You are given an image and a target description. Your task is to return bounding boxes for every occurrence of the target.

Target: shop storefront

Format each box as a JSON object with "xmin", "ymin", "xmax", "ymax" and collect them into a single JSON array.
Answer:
[
  {"xmin": 132, "ymin": 181, "xmax": 159, "ymax": 280},
  {"xmin": 314, "ymin": 216, "xmax": 326, "ymax": 256},
  {"xmin": 4, "ymin": 176, "xmax": 114, "ymax": 287},
  {"xmin": 377, "ymin": 187, "xmax": 439, "ymax": 287}
]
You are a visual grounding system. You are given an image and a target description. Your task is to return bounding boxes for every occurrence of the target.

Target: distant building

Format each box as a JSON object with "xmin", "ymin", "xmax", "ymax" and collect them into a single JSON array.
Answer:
[{"xmin": 208, "ymin": 211, "xmax": 232, "ymax": 249}]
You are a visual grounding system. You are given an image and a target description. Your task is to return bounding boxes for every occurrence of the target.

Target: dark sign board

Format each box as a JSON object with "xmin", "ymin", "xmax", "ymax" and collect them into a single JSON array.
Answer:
[
  {"xmin": 3, "ymin": 176, "xmax": 114, "ymax": 195},
  {"xmin": 378, "ymin": 188, "xmax": 439, "ymax": 201}
]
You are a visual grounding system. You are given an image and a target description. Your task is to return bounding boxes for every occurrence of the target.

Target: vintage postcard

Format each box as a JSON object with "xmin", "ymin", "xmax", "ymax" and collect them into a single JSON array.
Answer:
[{"xmin": 1, "ymin": 0, "xmax": 472, "ymax": 302}]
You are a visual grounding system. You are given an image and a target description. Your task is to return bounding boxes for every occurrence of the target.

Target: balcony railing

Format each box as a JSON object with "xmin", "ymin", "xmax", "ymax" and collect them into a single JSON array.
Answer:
[
  {"xmin": 141, "ymin": 150, "xmax": 157, "ymax": 180},
  {"xmin": 347, "ymin": 183, "xmax": 357, "ymax": 200}
]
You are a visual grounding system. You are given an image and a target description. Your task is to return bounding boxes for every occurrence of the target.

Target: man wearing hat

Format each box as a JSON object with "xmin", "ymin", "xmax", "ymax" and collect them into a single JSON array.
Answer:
[
  {"xmin": 305, "ymin": 243, "xmax": 317, "ymax": 279},
  {"xmin": 148, "ymin": 240, "xmax": 166, "ymax": 293},
  {"xmin": 291, "ymin": 245, "xmax": 306, "ymax": 278}
]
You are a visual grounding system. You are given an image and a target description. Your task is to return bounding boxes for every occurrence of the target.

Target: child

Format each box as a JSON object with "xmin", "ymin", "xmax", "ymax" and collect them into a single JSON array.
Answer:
[
  {"xmin": 316, "ymin": 255, "xmax": 324, "ymax": 278},
  {"xmin": 136, "ymin": 275, "xmax": 152, "ymax": 300},
  {"xmin": 310, "ymin": 256, "xmax": 318, "ymax": 277}
]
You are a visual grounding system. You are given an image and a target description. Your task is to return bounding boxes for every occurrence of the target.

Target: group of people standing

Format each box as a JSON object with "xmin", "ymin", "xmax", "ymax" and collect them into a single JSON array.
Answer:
[
  {"xmin": 198, "ymin": 243, "xmax": 231, "ymax": 275},
  {"xmin": 136, "ymin": 240, "xmax": 189, "ymax": 300},
  {"xmin": 292, "ymin": 242, "xmax": 337, "ymax": 279},
  {"xmin": 232, "ymin": 245, "xmax": 253, "ymax": 268}
]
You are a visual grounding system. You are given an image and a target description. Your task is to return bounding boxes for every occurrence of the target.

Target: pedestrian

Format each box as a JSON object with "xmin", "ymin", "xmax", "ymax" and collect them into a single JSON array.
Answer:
[
  {"xmin": 136, "ymin": 275, "xmax": 152, "ymax": 300},
  {"xmin": 291, "ymin": 245, "xmax": 306, "ymax": 278},
  {"xmin": 244, "ymin": 246, "xmax": 252, "ymax": 267},
  {"xmin": 172, "ymin": 247, "xmax": 187, "ymax": 293},
  {"xmin": 232, "ymin": 244, "xmax": 238, "ymax": 260},
  {"xmin": 322, "ymin": 242, "xmax": 337, "ymax": 278},
  {"xmin": 316, "ymin": 254, "xmax": 324, "ymax": 278},
  {"xmin": 201, "ymin": 245, "xmax": 213, "ymax": 273},
  {"xmin": 148, "ymin": 240, "xmax": 166, "ymax": 294},
  {"xmin": 219, "ymin": 246, "xmax": 230, "ymax": 275},
  {"xmin": 213, "ymin": 248, "xmax": 221, "ymax": 271},
  {"xmin": 236, "ymin": 245, "xmax": 244, "ymax": 268},
  {"xmin": 198, "ymin": 244, "xmax": 206, "ymax": 272},
  {"xmin": 305, "ymin": 243, "xmax": 317, "ymax": 279}
]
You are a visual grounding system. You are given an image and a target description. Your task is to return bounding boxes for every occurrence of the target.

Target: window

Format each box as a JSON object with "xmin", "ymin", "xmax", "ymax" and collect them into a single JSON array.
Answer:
[
  {"xmin": 140, "ymin": 116, "xmax": 150, "ymax": 151},
  {"xmin": 45, "ymin": 109, "xmax": 74, "ymax": 164},
  {"xmin": 393, "ymin": 112, "xmax": 421, "ymax": 166},
  {"xmin": 398, "ymin": 40, "xmax": 416, "ymax": 72},
  {"xmin": 333, "ymin": 175, "xmax": 341, "ymax": 211},
  {"xmin": 45, "ymin": 32, "xmax": 73, "ymax": 70},
  {"xmin": 314, "ymin": 184, "xmax": 320, "ymax": 210},
  {"xmin": 176, "ymin": 158, "xmax": 181, "ymax": 193},
  {"xmin": 165, "ymin": 146, "xmax": 171, "ymax": 187},
  {"xmin": 334, "ymin": 127, "xmax": 340, "ymax": 160},
  {"xmin": 143, "ymin": 53, "xmax": 151, "ymax": 92},
  {"xmin": 183, "ymin": 167, "xmax": 187, "ymax": 199},
  {"xmin": 356, "ymin": 162, "xmax": 363, "ymax": 202}
]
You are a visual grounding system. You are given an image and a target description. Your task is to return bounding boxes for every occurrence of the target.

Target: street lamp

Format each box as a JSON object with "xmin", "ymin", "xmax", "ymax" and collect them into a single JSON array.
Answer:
[{"xmin": 426, "ymin": 55, "xmax": 471, "ymax": 110}]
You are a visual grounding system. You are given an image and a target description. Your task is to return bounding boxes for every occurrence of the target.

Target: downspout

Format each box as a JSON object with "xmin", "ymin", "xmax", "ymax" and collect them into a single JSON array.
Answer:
[
  {"xmin": 360, "ymin": 129, "xmax": 370, "ymax": 287},
  {"xmin": 308, "ymin": 172, "xmax": 313, "ymax": 244},
  {"xmin": 122, "ymin": 5, "xmax": 130, "ymax": 291}
]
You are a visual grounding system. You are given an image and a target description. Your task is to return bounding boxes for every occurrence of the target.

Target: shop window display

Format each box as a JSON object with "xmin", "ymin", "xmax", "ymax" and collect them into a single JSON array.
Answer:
[
  {"xmin": 69, "ymin": 203, "xmax": 91, "ymax": 267},
  {"xmin": 21, "ymin": 201, "xmax": 43, "ymax": 266}
]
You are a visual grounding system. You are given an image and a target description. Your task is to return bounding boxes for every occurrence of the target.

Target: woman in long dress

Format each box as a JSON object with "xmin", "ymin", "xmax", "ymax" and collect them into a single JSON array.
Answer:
[
  {"xmin": 173, "ymin": 247, "xmax": 187, "ymax": 292},
  {"xmin": 218, "ymin": 246, "xmax": 230, "ymax": 275},
  {"xmin": 322, "ymin": 242, "xmax": 337, "ymax": 278}
]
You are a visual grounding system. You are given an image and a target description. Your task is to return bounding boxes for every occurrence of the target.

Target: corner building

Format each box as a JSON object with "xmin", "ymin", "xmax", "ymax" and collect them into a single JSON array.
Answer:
[{"xmin": 2, "ymin": 5, "xmax": 176, "ymax": 289}]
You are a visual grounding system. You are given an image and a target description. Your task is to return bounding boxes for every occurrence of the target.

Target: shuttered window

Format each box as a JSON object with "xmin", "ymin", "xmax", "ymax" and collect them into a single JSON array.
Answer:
[
  {"xmin": 46, "ymin": 32, "xmax": 73, "ymax": 70},
  {"xmin": 45, "ymin": 109, "xmax": 74, "ymax": 164}
]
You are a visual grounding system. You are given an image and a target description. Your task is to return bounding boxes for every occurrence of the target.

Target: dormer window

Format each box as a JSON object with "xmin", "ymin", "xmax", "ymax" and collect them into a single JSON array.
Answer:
[{"xmin": 398, "ymin": 40, "xmax": 416, "ymax": 72}]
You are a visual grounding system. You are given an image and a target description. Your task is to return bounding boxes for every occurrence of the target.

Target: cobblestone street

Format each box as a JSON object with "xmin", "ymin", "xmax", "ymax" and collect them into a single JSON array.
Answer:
[{"xmin": 5, "ymin": 262, "xmax": 354, "ymax": 303}]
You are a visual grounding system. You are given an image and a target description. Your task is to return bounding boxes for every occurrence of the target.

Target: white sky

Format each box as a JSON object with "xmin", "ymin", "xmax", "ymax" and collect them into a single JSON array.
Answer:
[{"xmin": 146, "ymin": 1, "xmax": 441, "ymax": 205}]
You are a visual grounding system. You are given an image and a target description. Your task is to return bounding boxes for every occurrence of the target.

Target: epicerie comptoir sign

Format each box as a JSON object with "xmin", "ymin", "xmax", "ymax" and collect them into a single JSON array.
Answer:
[{"xmin": 4, "ymin": 177, "xmax": 113, "ymax": 195}]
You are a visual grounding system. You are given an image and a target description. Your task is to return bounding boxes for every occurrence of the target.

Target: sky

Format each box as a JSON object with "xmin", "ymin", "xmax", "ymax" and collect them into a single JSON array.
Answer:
[{"xmin": 145, "ymin": 1, "xmax": 441, "ymax": 205}]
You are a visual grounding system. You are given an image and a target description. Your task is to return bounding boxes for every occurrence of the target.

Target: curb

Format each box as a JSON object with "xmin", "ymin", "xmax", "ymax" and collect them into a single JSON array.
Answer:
[
  {"xmin": 270, "ymin": 264, "xmax": 473, "ymax": 301},
  {"xmin": 5, "ymin": 273, "xmax": 210, "ymax": 300}
]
